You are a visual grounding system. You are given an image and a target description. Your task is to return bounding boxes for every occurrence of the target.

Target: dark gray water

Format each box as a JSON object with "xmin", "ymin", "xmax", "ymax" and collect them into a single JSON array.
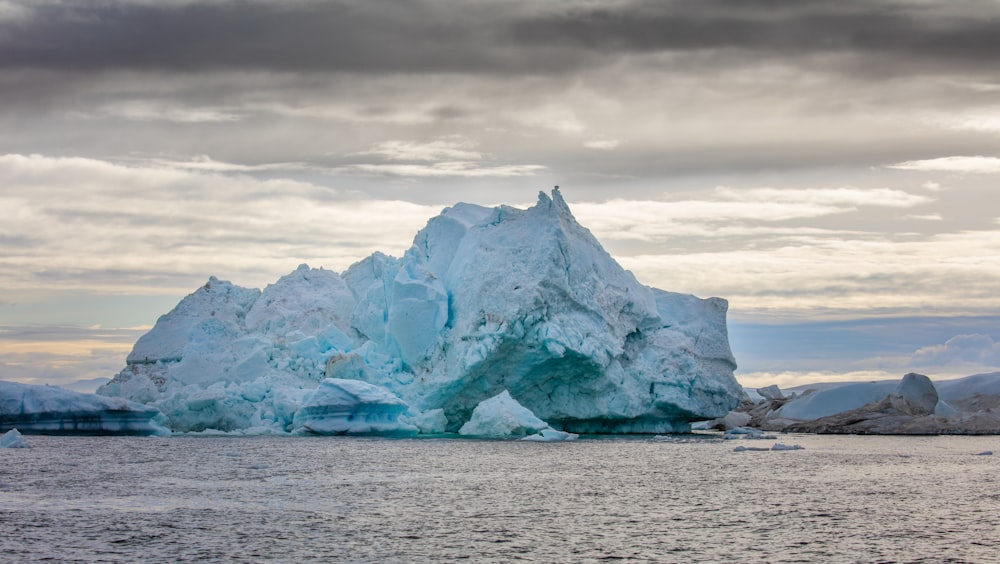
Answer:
[{"xmin": 1, "ymin": 434, "xmax": 997, "ymax": 563}]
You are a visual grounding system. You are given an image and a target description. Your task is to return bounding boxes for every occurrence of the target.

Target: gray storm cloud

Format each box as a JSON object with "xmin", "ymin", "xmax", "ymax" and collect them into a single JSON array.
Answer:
[{"xmin": 2, "ymin": 0, "xmax": 1000, "ymax": 77}]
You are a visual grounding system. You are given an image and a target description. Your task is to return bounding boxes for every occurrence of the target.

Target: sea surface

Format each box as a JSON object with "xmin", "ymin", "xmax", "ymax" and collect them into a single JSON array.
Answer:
[{"xmin": 1, "ymin": 433, "xmax": 997, "ymax": 563}]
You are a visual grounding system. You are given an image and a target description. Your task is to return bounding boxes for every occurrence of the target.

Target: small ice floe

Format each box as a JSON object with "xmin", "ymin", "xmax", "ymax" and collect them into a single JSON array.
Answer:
[
  {"xmin": 1, "ymin": 429, "xmax": 30, "ymax": 448},
  {"xmin": 723, "ymin": 427, "xmax": 777, "ymax": 440},
  {"xmin": 521, "ymin": 428, "xmax": 579, "ymax": 442},
  {"xmin": 974, "ymin": 451, "xmax": 993, "ymax": 456},
  {"xmin": 724, "ymin": 427, "xmax": 762, "ymax": 439},
  {"xmin": 732, "ymin": 445, "xmax": 770, "ymax": 452},
  {"xmin": 771, "ymin": 443, "xmax": 804, "ymax": 451}
]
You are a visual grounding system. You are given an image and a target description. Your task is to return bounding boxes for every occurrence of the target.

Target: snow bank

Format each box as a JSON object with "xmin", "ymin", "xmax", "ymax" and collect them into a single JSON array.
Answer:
[
  {"xmin": 1, "ymin": 380, "xmax": 167, "ymax": 436},
  {"xmin": 100, "ymin": 189, "xmax": 741, "ymax": 434}
]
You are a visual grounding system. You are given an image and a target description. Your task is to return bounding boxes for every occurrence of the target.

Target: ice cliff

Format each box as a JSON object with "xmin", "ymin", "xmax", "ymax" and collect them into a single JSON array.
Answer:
[{"xmin": 99, "ymin": 189, "xmax": 741, "ymax": 434}]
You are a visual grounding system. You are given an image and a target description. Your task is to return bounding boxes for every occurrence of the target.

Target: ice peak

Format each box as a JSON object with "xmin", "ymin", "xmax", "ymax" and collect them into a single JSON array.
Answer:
[
  {"xmin": 532, "ymin": 187, "xmax": 577, "ymax": 226},
  {"xmin": 536, "ymin": 190, "xmax": 553, "ymax": 207}
]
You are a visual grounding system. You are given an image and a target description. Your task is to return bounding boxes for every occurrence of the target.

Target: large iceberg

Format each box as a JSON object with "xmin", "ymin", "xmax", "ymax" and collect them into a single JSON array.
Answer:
[
  {"xmin": 100, "ymin": 189, "xmax": 741, "ymax": 434},
  {"xmin": 1, "ymin": 380, "xmax": 167, "ymax": 435}
]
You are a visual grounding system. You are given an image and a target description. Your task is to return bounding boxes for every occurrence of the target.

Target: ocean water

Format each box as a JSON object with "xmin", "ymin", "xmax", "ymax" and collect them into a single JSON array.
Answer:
[{"xmin": 1, "ymin": 434, "xmax": 997, "ymax": 563}]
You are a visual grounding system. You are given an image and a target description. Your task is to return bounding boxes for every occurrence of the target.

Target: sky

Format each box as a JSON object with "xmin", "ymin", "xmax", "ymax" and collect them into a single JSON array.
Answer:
[{"xmin": 2, "ymin": 0, "xmax": 1000, "ymax": 392}]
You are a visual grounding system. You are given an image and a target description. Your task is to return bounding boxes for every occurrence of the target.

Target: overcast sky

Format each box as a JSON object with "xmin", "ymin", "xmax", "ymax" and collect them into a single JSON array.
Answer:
[{"xmin": 2, "ymin": 0, "xmax": 1000, "ymax": 391}]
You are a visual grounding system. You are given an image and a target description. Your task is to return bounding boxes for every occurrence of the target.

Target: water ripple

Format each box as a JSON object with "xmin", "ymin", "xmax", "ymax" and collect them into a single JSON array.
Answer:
[{"xmin": 0, "ymin": 434, "xmax": 997, "ymax": 562}]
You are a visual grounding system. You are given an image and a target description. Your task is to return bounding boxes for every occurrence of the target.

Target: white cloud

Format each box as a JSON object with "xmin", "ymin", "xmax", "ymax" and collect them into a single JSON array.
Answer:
[
  {"xmin": 936, "ymin": 111, "xmax": 1000, "ymax": 133},
  {"xmin": 511, "ymin": 105, "xmax": 586, "ymax": 134},
  {"xmin": 0, "ymin": 1, "xmax": 30, "ymax": 22},
  {"xmin": 904, "ymin": 213, "xmax": 943, "ymax": 221},
  {"xmin": 921, "ymin": 181, "xmax": 943, "ymax": 191},
  {"xmin": 912, "ymin": 334, "xmax": 1000, "ymax": 367},
  {"xmin": 347, "ymin": 136, "xmax": 545, "ymax": 178},
  {"xmin": 141, "ymin": 155, "xmax": 315, "ymax": 173},
  {"xmin": 0, "ymin": 153, "xmax": 442, "ymax": 294},
  {"xmin": 252, "ymin": 100, "xmax": 445, "ymax": 126},
  {"xmin": 715, "ymin": 186, "xmax": 931, "ymax": 208},
  {"xmin": 572, "ymin": 186, "xmax": 931, "ymax": 242},
  {"xmin": 616, "ymin": 228, "xmax": 1000, "ymax": 317},
  {"xmin": 77, "ymin": 100, "xmax": 242, "ymax": 123},
  {"xmin": 888, "ymin": 156, "xmax": 1000, "ymax": 173},
  {"xmin": 348, "ymin": 161, "xmax": 545, "ymax": 178},
  {"xmin": 356, "ymin": 136, "xmax": 485, "ymax": 162},
  {"xmin": 584, "ymin": 139, "xmax": 621, "ymax": 150}
]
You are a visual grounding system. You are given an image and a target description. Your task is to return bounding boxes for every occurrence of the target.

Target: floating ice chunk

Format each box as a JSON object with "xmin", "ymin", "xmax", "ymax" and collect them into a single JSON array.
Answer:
[
  {"xmin": 458, "ymin": 391, "xmax": 549, "ymax": 438},
  {"xmin": 732, "ymin": 445, "xmax": 770, "ymax": 452},
  {"xmin": 704, "ymin": 411, "xmax": 752, "ymax": 431},
  {"xmin": 724, "ymin": 426, "xmax": 763, "ymax": 437},
  {"xmin": 771, "ymin": 443, "xmax": 805, "ymax": 451},
  {"xmin": 522, "ymin": 428, "xmax": 579, "ymax": 442},
  {"xmin": 292, "ymin": 378, "xmax": 417, "ymax": 436},
  {"xmin": 1, "ymin": 428, "xmax": 29, "ymax": 448},
  {"xmin": 405, "ymin": 408, "xmax": 448, "ymax": 434},
  {"xmin": 1, "ymin": 380, "xmax": 167, "ymax": 436}
]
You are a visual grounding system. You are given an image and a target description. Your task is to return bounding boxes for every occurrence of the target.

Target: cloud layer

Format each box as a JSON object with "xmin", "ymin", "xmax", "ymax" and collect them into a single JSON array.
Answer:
[
  {"xmin": 3, "ymin": 1, "xmax": 1000, "ymax": 387},
  {"xmin": 5, "ymin": 1, "xmax": 1000, "ymax": 76}
]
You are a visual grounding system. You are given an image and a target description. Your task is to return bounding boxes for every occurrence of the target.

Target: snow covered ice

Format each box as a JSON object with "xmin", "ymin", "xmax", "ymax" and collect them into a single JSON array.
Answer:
[
  {"xmin": 0, "ymin": 380, "xmax": 167, "ymax": 436},
  {"xmin": 99, "ymin": 189, "xmax": 742, "ymax": 435}
]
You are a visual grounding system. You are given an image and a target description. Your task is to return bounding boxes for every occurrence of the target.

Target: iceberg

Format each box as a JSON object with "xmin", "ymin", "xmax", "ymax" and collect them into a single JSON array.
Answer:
[
  {"xmin": 458, "ymin": 390, "xmax": 549, "ymax": 438},
  {"xmin": 1, "ymin": 428, "xmax": 29, "ymax": 448},
  {"xmin": 521, "ymin": 428, "xmax": 579, "ymax": 442},
  {"xmin": 292, "ymin": 378, "xmax": 418, "ymax": 436},
  {"xmin": 1, "ymin": 380, "xmax": 167, "ymax": 436},
  {"xmin": 100, "ymin": 189, "xmax": 741, "ymax": 434}
]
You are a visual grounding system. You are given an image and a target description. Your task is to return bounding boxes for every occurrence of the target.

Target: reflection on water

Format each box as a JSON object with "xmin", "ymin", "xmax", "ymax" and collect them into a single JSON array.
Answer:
[{"xmin": 1, "ymin": 434, "xmax": 997, "ymax": 562}]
